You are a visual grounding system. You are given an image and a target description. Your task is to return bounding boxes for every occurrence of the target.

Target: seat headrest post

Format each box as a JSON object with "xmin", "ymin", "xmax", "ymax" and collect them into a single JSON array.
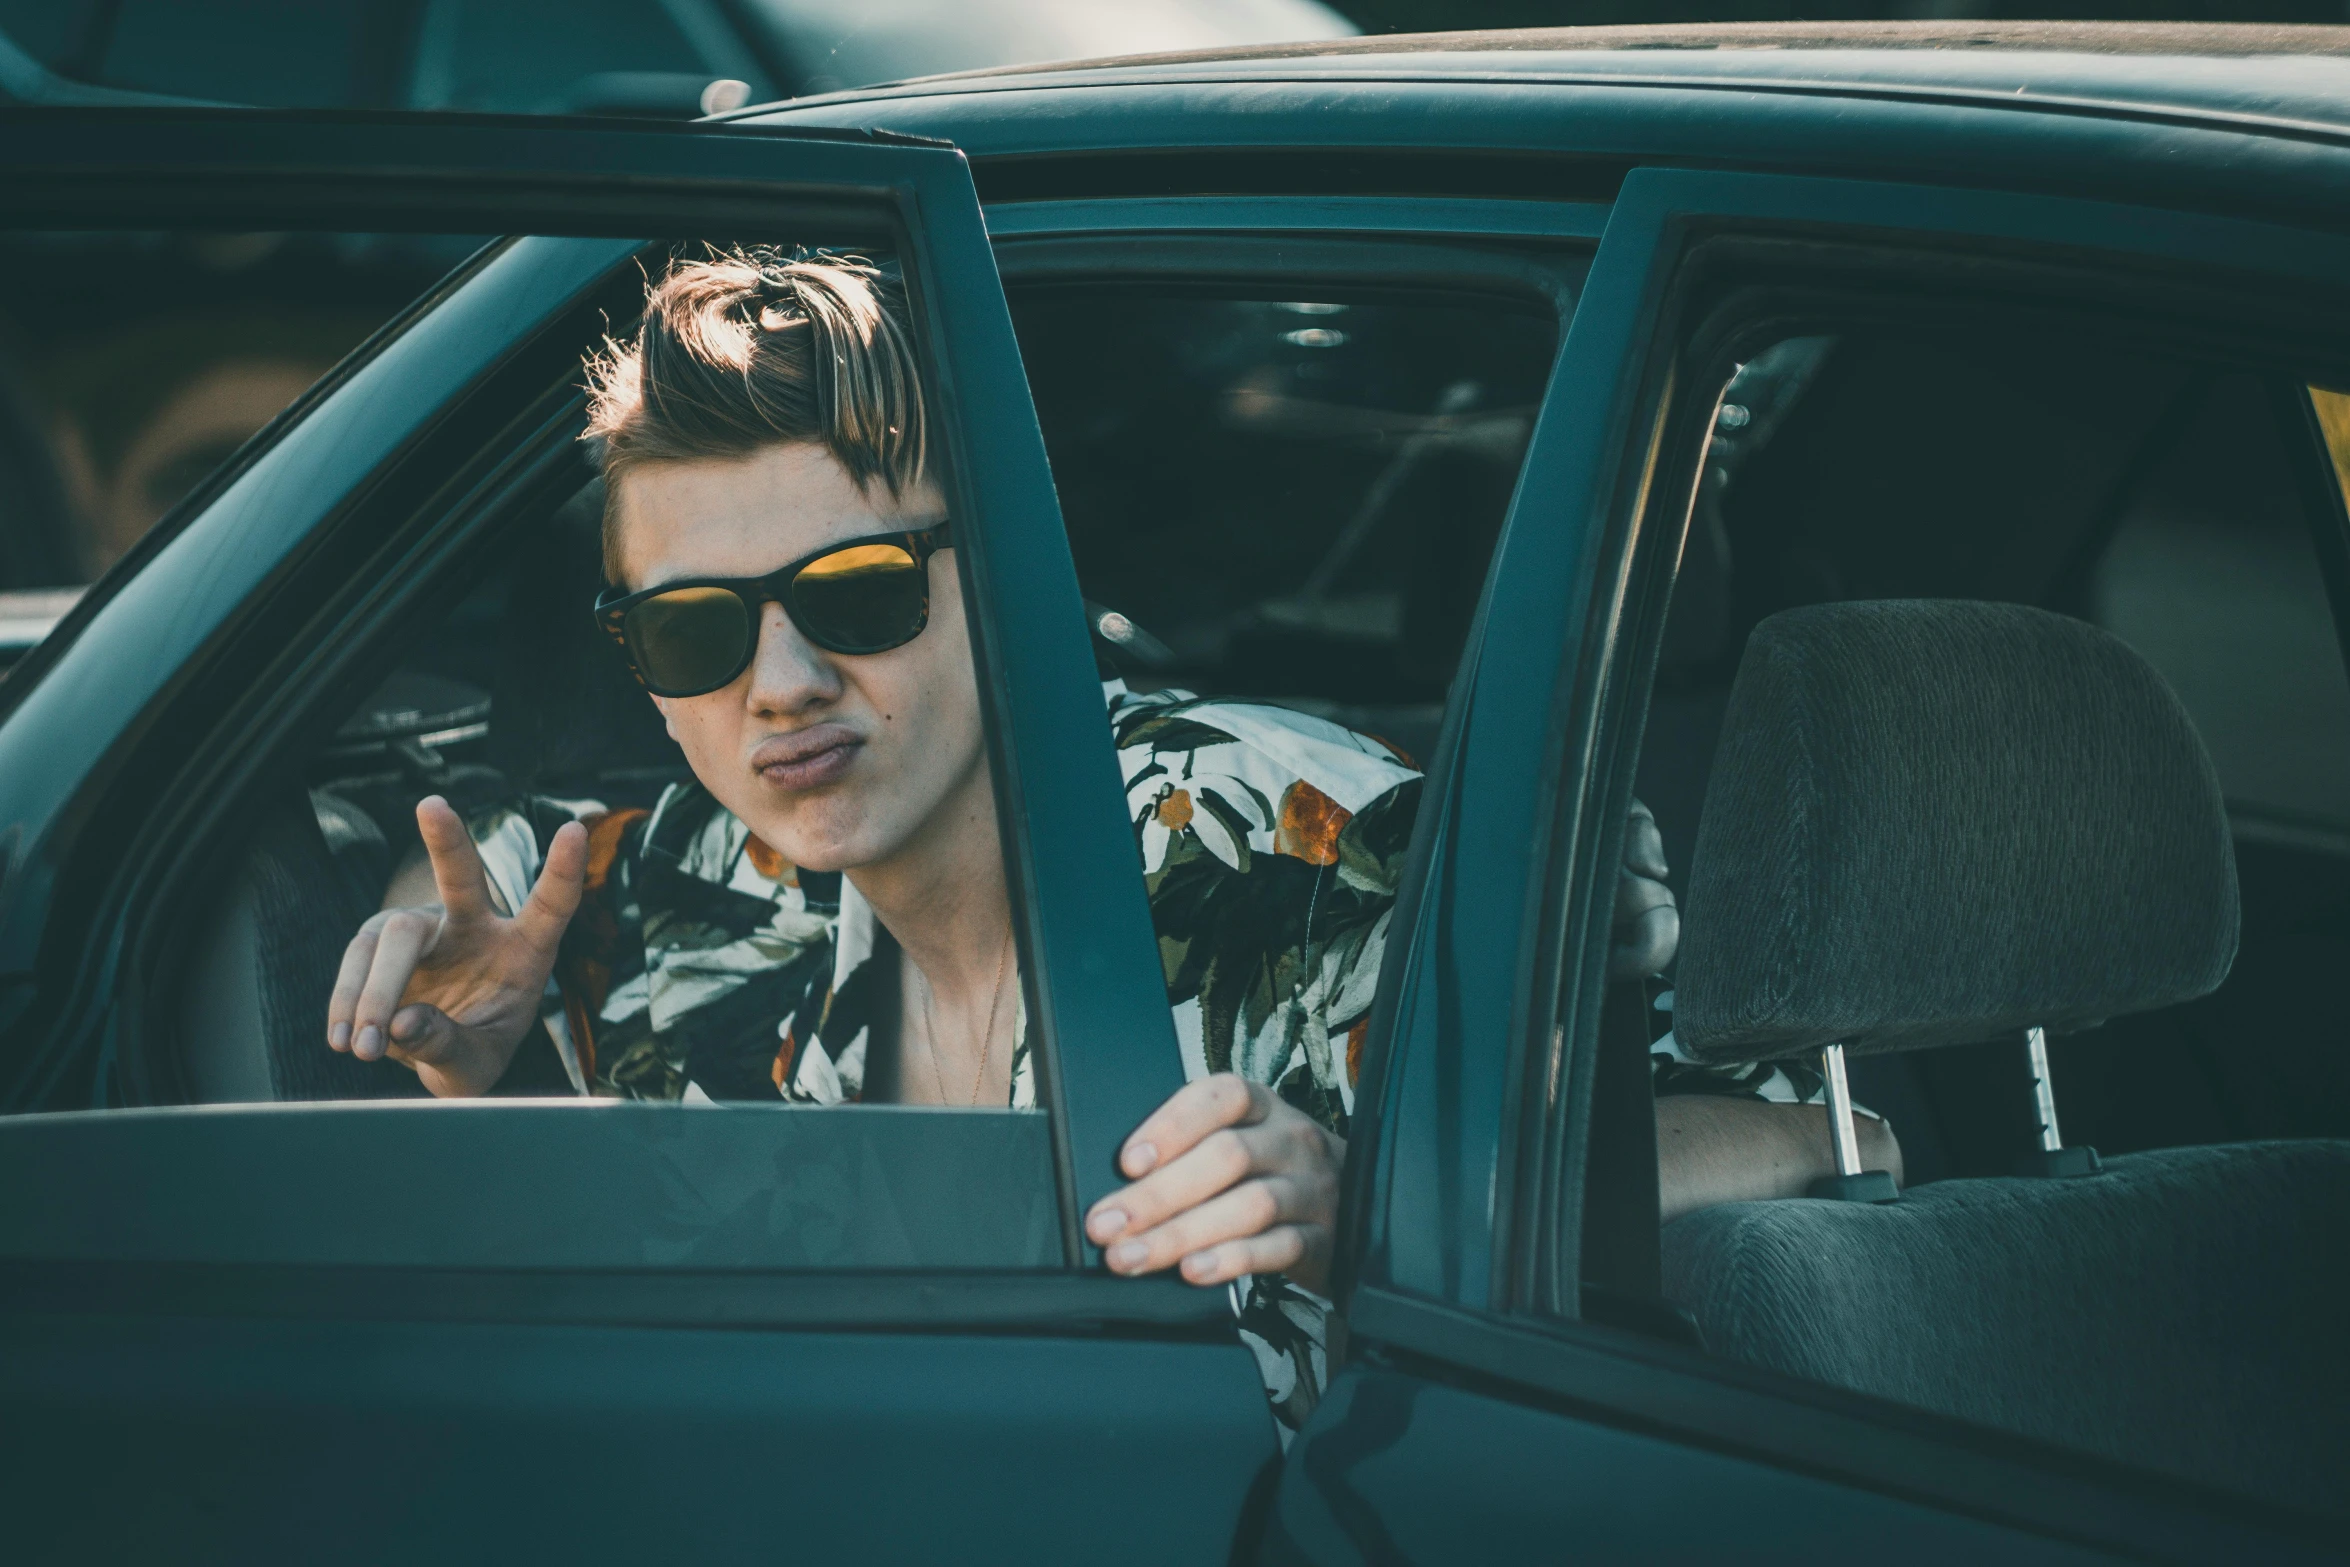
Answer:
[
  {"xmin": 1805, "ymin": 1043, "xmax": 1899, "ymax": 1203},
  {"xmin": 2019, "ymin": 1023, "xmax": 2106, "ymax": 1179},
  {"xmin": 1823, "ymin": 1043, "xmax": 1862, "ymax": 1177},
  {"xmin": 2026, "ymin": 1026, "xmax": 2063, "ymax": 1154}
]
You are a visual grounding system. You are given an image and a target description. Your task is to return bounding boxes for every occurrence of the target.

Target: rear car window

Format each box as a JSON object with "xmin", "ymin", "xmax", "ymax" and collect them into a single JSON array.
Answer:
[{"xmin": 1012, "ymin": 286, "xmax": 1557, "ymax": 768}]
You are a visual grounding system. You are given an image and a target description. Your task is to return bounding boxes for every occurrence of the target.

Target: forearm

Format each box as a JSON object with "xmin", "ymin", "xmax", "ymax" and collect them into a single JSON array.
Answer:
[{"xmin": 1655, "ymin": 1095, "xmax": 1904, "ymax": 1223}]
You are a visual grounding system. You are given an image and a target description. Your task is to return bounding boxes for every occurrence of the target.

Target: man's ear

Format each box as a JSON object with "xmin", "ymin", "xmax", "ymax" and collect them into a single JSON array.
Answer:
[{"xmin": 648, "ymin": 692, "xmax": 678, "ymax": 739}]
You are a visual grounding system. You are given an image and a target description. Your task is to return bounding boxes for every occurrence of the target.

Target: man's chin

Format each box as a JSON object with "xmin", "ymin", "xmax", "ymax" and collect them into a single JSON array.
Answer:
[{"xmin": 736, "ymin": 807, "xmax": 882, "ymax": 879}]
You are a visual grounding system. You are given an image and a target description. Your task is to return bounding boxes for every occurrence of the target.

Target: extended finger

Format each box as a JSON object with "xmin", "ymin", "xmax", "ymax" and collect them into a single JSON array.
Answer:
[
  {"xmin": 1176, "ymin": 1225, "xmax": 1319, "ymax": 1288},
  {"xmin": 416, "ymin": 795, "xmax": 494, "ymax": 922},
  {"xmin": 515, "ymin": 819, "xmax": 589, "ymax": 949},
  {"xmin": 1116, "ymin": 1072, "xmax": 1273, "ymax": 1181},
  {"xmin": 326, "ymin": 921, "xmax": 387, "ymax": 1050},
  {"xmin": 1091, "ymin": 1115, "xmax": 1331, "ymax": 1244},
  {"xmin": 1103, "ymin": 1173, "xmax": 1317, "ymax": 1277},
  {"xmin": 350, "ymin": 911, "xmax": 436, "ymax": 1060}
]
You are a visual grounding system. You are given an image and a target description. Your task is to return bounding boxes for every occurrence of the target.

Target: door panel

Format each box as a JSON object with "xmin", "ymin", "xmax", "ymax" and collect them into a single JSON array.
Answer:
[
  {"xmin": 1313, "ymin": 169, "xmax": 2350, "ymax": 1566},
  {"xmin": 1270, "ymin": 1368, "xmax": 2115, "ymax": 1567},
  {"xmin": 0, "ymin": 115, "xmax": 1268, "ymax": 1562},
  {"xmin": 8, "ymin": 1312, "xmax": 1272, "ymax": 1565}
]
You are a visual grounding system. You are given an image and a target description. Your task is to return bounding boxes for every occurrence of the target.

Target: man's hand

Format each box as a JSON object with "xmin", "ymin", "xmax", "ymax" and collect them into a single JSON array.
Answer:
[
  {"xmin": 1084, "ymin": 1074, "xmax": 1345, "ymax": 1295},
  {"xmin": 1611, "ymin": 798, "xmax": 1679, "ymax": 981},
  {"xmin": 325, "ymin": 795, "xmax": 588, "ymax": 1098}
]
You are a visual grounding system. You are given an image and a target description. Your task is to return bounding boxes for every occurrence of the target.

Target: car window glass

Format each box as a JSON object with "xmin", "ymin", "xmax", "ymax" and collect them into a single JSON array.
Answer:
[
  {"xmin": 2087, "ymin": 385, "xmax": 2350, "ymax": 847},
  {"xmin": 99, "ymin": 0, "xmax": 370, "ymax": 106},
  {"xmin": 0, "ymin": 228, "xmax": 483, "ymax": 661},
  {"xmin": 5, "ymin": 237, "xmax": 1067, "ymax": 1276},
  {"xmin": 409, "ymin": 0, "xmax": 752, "ymax": 116},
  {"xmin": 1011, "ymin": 286, "xmax": 1557, "ymax": 770},
  {"xmin": 1604, "ymin": 321, "xmax": 2350, "ymax": 1517}
]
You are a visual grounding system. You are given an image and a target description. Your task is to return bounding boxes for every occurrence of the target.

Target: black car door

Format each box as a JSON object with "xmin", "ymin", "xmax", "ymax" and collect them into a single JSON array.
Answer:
[
  {"xmin": 0, "ymin": 112, "xmax": 1274, "ymax": 1564},
  {"xmin": 1264, "ymin": 168, "xmax": 2350, "ymax": 1564}
]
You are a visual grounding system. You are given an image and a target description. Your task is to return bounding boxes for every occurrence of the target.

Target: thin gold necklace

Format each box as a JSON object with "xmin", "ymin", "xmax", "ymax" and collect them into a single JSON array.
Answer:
[{"xmin": 919, "ymin": 936, "xmax": 1012, "ymax": 1107}]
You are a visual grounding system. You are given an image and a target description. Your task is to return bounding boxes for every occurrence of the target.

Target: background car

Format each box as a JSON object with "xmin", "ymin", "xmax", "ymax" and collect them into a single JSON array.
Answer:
[
  {"xmin": 2, "ymin": 21, "xmax": 2347, "ymax": 1565},
  {"xmin": 0, "ymin": 0, "xmax": 1358, "ymax": 114}
]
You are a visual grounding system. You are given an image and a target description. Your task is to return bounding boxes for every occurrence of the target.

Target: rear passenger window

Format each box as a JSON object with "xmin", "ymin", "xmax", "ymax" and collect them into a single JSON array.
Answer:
[
  {"xmin": 2087, "ymin": 381, "xmax": 2350, "ymax": 849},
  {"xmin": 1613, "ymin": 321, "xmax": 2350, "ymax": 1518},
  {"xmin": 1010, "ymin": 288, "xmax": 1557, "ymax": 765}
]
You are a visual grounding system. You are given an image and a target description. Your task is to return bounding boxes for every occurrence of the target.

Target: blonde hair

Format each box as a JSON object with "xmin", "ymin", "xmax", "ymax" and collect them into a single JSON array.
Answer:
[{"xmin": 582, "ymin": 248, "xmax": 929, "ymax": 581}]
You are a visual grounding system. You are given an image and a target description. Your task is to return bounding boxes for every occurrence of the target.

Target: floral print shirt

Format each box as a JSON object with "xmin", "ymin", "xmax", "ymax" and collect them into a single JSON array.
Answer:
[{"xmin": 468, "ymin": 680, "xmax": 1818, "ymax": 1434}]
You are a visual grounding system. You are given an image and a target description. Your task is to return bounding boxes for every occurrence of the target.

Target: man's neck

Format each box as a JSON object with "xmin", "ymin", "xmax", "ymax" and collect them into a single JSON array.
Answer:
[{"xmin": 845, "ymin": 757, "xmax": 1012, "ymax": 1011}]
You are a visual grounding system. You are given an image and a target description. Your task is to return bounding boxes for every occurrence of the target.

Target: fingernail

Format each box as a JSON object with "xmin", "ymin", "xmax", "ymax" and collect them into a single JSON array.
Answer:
[
  {"xmin": 328, "ymin": 1023, "xmax": 349, "ymax": 1050},
  {"xmin": 1181, "ymin": 1252, "xmax": 1215, "ymax": 1282},
  {"xmin": 355, "ymin": 1025, "xmax": 381, "ymax": 1059},
  {"xmin": 1109, "ymin": 1240, "xmax": 1148, "ymax": 1271},
  {"xmin": 1124, "ymin": 1141, "xmax": 1158, "ymax": 1176},
  {"xmin": 1087, "ymin": 1208, "xmax": 1127, "ymax": 1243}
]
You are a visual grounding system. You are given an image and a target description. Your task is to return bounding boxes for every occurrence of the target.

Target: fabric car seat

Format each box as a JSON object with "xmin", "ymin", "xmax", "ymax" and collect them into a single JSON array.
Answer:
[
  {"xmin": 180, "ymin": 785, "xmax": 425, "ymax": 1101},
  {"xmin": 1660, "ymin": 599, "xmax": 2350, "ymax": 1513}
]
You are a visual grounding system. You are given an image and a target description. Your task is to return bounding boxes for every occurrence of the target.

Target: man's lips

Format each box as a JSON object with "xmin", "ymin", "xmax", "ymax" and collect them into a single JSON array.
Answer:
[{"xmin": 751, "ymin": 725, "xmax": 862, "ymax": 791}]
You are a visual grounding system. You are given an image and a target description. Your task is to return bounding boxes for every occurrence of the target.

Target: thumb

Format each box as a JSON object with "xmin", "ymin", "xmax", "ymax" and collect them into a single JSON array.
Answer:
[{"xmin": 385, "ymin": 1002, "xmax": 460, "ymax": 1067}]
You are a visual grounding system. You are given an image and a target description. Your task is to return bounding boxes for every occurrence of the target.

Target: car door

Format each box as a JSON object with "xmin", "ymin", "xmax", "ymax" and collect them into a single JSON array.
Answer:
[
  {"xmin": 1262, "ymin": 167, "xmax": 2350, "ymax": 1564},
  {"xmin": 0, "ymin": 112, "xmax": 1276, "ymax": 1564}
]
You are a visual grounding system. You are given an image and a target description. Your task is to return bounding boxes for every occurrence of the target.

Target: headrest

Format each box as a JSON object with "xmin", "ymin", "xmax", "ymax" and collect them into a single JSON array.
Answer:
[{"xmin": 1676, "ymin": 600, "xmax": 2238, "ymax": 1064}]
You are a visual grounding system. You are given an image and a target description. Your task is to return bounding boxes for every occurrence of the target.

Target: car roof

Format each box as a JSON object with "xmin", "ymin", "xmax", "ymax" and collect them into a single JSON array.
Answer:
[
  {"xmin": 748, "ymin": 21, "xmax": 2350, "ymax": 143},
  {"xmin": 926, "ymin": 18, "xmax": 2350, "ymax": 74}
]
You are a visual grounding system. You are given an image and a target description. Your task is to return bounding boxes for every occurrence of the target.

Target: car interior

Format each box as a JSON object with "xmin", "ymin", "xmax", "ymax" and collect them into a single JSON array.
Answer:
[
  {"xmin": 168, "ymin": 259, "xmax": 1554, "ymax": 1106},
  {"xmin": 1620, "ymin": 321, "xmax": 2350, "ymax": 1515}
]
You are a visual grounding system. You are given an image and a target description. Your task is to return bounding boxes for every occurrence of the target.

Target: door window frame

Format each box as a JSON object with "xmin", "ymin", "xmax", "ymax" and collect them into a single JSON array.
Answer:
[
  {"xmin": 0, "ymin": 111, "xmax": 1176, "ymax": 1285},
  {"xmin": 1343, "ymin": 165, "xmax": 2350, "ymax": 1561}
]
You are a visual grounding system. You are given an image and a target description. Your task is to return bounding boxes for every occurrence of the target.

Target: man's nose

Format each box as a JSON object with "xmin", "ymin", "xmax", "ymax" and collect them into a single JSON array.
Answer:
[{"xmin": 743, "ymin": 600, "xmax": 842, "ymax": 716}]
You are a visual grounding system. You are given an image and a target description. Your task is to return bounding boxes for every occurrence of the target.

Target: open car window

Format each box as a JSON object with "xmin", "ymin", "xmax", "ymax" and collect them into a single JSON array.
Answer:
[
  {"xmin": 1597, "ymin": 313, "xmax": 2350, "ymax": 1519},
  {"xmin": 0, "ymin": 118, "xmax": 1173, "ymax": 1279}
]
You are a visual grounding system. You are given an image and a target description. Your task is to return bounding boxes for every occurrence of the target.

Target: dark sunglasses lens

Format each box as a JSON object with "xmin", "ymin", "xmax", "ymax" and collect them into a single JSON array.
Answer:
[
  {"xmin": 791, "ymin": 542, "xmax": 928, "ymax": 652},
  {"xmin": 625, "ymin": 586, "xmax": 753, "ymax": 694}
]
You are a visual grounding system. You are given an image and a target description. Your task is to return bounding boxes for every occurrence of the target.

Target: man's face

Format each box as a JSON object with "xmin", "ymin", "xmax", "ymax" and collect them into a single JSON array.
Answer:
[{"xmin": 612, "ymin": 443, "xmax": 982, "ymax": 875}]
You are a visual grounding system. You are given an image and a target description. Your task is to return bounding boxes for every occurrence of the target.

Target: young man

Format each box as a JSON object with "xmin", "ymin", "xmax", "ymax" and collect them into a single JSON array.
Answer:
[{"xmin": 325, "ymin": 250, "xmax": 1897, "ymax": 1431}]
